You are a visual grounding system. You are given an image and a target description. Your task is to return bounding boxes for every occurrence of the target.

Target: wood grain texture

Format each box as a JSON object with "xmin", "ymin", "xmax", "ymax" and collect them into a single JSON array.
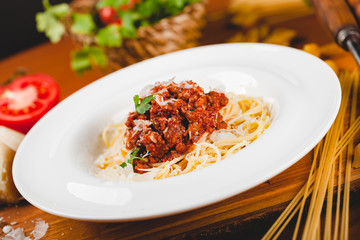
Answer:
[
  {"xmin": 0, "ymin": 3, "xmax": 360, "ymax": 239},
  {"xmin": 311, "ymin": 0, "xmax": 358, "ymax": 43}
]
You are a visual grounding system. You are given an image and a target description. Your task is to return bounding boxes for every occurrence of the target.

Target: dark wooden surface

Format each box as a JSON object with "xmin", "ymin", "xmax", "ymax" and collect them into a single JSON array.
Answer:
[{"xmin": 1, "ymin": 1, "xmax": 360, "ymax": 239}]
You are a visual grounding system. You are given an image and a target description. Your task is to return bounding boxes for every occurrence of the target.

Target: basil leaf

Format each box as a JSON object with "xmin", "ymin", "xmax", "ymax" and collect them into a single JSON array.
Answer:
[
  {"xmin": 133, "ymin": 94, "xmax": 140, "ymax": 108},
  {"xmin": 136, "ymin": 95, "xmax": 154, "ymax": 114}
]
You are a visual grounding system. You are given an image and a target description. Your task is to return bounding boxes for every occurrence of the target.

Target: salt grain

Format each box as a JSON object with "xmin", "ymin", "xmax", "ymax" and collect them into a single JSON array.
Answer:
[
  {"xmin": 1, "ymin": 218, "xmax": 48, "ymax": 240},
  {"xmin": 3, "ymin": 225, "xmax": 13, "ymax": 234},
  {"xmin": 30, "ymin": 219, "xmax": 48, "ymax": 240},
  {"xmin": 1, "ymin": 227, "xmax": 30, "ymax": 240}
]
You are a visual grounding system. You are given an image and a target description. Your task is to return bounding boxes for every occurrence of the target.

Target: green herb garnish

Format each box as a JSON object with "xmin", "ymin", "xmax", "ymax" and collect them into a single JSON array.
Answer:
[
  {"xmin": 71, "ymin": 13, "xmax": 96, "ymax": 35},
  {"xmin": 128, "ymin": 148, "xmax": 148, "ymax": 164},
  {"xmin": 95, "ymin": 24, "xmax": 122, "ymax": 47},
  {"xmin": 96, "ymin": 0, "xmax": 129, "ymax": 9},
  {"xmin": 120, "ymin": 162, "xmax": 127, "ymax": 168},
  {"xmin": 71, "ymin": 47, "xmax": 107, "ymax": 75},
  {"xmin": 133, "ymin": 94, "xmax": 154, "ymax": 114},
  {"xmin": 120, "ymin": 11, "xmax": 138, "ymax": 39},
  {"xmin": 36, "ymin": 0, "xmax": 69, "ymax": 43}
]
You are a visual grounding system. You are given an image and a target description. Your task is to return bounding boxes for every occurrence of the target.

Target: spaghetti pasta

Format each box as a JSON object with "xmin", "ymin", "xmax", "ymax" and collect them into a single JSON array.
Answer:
[{"xmin": 92, "ymin": 81, "xmax": 272, "ymax": 181}]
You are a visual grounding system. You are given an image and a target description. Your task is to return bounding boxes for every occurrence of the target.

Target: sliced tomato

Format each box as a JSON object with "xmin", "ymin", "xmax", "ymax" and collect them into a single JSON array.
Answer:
[{"xmin": 0, "ymin": 74, "xmax": 60, "ymax": 133}]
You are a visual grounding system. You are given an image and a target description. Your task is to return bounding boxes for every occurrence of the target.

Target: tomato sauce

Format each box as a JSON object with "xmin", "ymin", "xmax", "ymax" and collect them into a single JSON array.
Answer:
[{"xmin": 125, "ymin": 80, "xmax": 228, "ymax": 173}]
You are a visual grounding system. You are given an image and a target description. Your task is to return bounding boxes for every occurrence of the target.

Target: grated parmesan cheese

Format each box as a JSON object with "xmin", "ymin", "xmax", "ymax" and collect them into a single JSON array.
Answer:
[
  {"xmin": 132, "ymin": 120, "xmax": 152, "ymax": 132},
  {"xmin": 179, "ymin": 81, "xmax": 194, "ymax": 89},
  {"xmin": 138, "ymin": 84, "xmax": 154, "ymax": 98},
  {"xmin": 154, "ymin": 95, "xmax": 176, "ymax": 106}
]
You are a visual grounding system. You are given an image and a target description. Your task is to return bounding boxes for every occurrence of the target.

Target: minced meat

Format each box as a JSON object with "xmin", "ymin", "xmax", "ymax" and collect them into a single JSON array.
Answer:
[{"xmin": 125, "ymin": 80, "xmax": 228, "ymax": 173}]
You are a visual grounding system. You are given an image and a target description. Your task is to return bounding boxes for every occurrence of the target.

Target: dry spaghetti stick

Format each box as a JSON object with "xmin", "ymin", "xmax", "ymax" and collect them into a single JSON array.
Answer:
[
  {"xmin": 334, "ymin": 71, "xmax": 358, "ymax": 240},
  {"xmin": 303, "ymin": 72, "xmax": 350, "ymax": 239},
  {"xmin": 340, "ymin": 155, "xmax": 351, "ymax": 240},
  {"xmin": 292, "ymin": 142, "xmax": 322, "ymax": 240},
  {"xmin": 302, "ymin": 72, "xmax": 352, "ymax": 239},
  {"xmin": 263, "ymin": 182, "xmax": 316, "ymax": 240},
  {"xmin": 268, "ymin": 79, "xmax": 346, "ymax": 239},
  {"xmin": 334, "ymin": 152, "xmax": 343, "ymax": 240},
  {"xmin": 305, "ymin": 73, "xmax": 352, "ymax": 238},
  {"xmin": 261, "ymin": 176, "xmax": 315, "ymax": 240},
  {"xmin": 352, "ymin": 70, "xmax": 360, "ymax": 168},
  {"xmin": 340, "ymin": 70, "xmax": 358, "ymax": 240},
  {"xmin": 318, "ymin": 72, "xmax": 353, "ymax": 239},
  {"xmin": 306, "ymin": 120, "xmax": 341, "ymax": 239},
  {"xmin": 263, "ymin": 70, "xmax": 355, "ymax": 240},
  {"xmin": 324, "ymin": 163, "xmax": 335, "ymax": 239},
  {"xmin": 273, "ymin": 185, "xmax": 315, "ymax": 240},
  {"xmin": 335, "ymin": 73, "xmax": 360, "ymax": 155},
  {"xmin": 335, "ymin": 116, "xmax": 360, "ymax": 156},
  {"xmin": 333, "ymin": 105, "xmax": 346, "ymax": 240},
  {"xmin": 301, "ymin": 127, "xmax": 335, "ymax": 238},
  {"xmin": 354, "ymin": 144, "xmax": 360, "ymax": 168}
]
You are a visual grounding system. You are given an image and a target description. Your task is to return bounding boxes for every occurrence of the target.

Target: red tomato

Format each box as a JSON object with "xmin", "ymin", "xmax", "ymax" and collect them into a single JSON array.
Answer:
[
  {"xmin": 0, "ymin": 74, "xmax": 60, "ymax": 133},
  {"xmin": 99, "ymin": 6, "xmax": 118, "ymax": 24},
  {"xmin": 111, "ymin": 19, "xmax": 123, "ymax": 26}
]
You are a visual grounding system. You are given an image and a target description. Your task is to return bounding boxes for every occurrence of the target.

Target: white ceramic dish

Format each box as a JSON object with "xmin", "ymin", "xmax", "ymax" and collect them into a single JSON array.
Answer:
[{"xmin": 13, "ymin": 43, "xmax": 341, "ymax": 221}]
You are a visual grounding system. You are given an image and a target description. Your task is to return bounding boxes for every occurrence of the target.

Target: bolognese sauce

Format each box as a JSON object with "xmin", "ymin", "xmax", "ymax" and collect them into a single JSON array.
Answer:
[{"xmin": 125, "ymin": 80, "xmax": 229, "ymax": 173}]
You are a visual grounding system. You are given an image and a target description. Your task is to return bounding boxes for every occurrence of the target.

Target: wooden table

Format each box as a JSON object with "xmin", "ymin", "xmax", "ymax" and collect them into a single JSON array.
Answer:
[{"xmin": 1, "ymin": 1, "xmax": 360, "ymax": 239}]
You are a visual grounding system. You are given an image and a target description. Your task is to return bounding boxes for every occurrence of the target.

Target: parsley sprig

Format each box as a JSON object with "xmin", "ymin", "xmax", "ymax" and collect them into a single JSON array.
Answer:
[
  {"xmin": 120, "ymin": 148, "xmax": 148, "ymax": 168},
  {"xmin": 133, "ymin": 94, "xmax": 154, "ymax": 114},
  {"xmin": 36, "ymin": 0, "xmax": 69, "ymax": 43},
  {"xmin": 71, "ymin": 47, "xmax": 107, "ymax": 74}
]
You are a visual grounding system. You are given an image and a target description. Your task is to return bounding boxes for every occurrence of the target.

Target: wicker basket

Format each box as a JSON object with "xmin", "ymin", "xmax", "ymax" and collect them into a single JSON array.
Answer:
[{"xmin": 67, "ymin": 0, "xmax": 207, "ymax": 71}]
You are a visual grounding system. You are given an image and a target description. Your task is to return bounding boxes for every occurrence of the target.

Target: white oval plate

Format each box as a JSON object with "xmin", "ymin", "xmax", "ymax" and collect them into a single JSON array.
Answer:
[{"xmin": 13, "ymin": 43, "xmax": 341, "ymax": 221}]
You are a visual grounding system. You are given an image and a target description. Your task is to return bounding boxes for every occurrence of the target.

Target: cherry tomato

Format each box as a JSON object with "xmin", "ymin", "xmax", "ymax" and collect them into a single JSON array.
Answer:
[
  {"xmin": 98, "ymin": 6, "xmax": 118, "ymax": 24},
  {"xmin": 0, "ymin": 74, "xmax": 60, "ymax": 133},
  {"xmin": 111, "ymin": 19, "xmax": 123, "ymax": 26}
]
